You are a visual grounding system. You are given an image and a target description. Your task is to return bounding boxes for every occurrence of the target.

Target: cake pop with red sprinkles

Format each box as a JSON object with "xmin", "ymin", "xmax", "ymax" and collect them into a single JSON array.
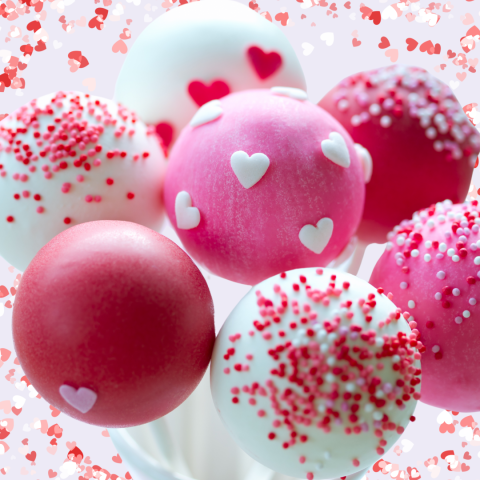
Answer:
[
  {"xmin": 370, "ymin": 199, "xmax": 480, "ymax": 412},
  {"xmin": 319, "ymin": 65, "xmax": 480, "ymax": 245},
  {"xmin": 211, "ymin": 268, "xmax": 421, "ymax": 479},
  {"xmin": 0, "ymin": 91, "xmax": 167, "ymax": 272},
  {"xmin": 164, "ymin": 88, "xmax": 367, "ymax": 285},
  {"xmin": 13, "ymin": 220, "xmax": 215, "ymax": 427}
]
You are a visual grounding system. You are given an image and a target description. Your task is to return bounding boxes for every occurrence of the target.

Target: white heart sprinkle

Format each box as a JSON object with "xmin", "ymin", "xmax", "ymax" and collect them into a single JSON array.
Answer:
[
  {"xmin": 321, "ymin": 132, "xmax": 351, "ymax": 168},
  {"xmin": 436, "ymin": 409, "xmax": 452, "ymax": 425},
  {"xmin": 59, "ymin": 385, "xmax": 97, "ymax": 414},
  {"xmin": 190, "ymin": 100, "xmax": 223, "ymax": 128},
  {"xmin": 449, "ymin": 80, "xmax": 459, "ymax": 90},
  {"xmin": 271, "ymin": 86, "xmax": 308, "ymax": 101},
  {"xmin": 299, "ymin": 218, "xmax": 334, "ymax": 254},
  {"xmin": 400, "ymin": 439, "xmax": 414, "ymax": 452},
  {"xmin": 320, "ymin": 32, "xmax": 334, "ymax": 46},
  {"xmin": 354, "ymin": 143, "xmax": 372, "ymax": 183},
  {"xmin": 231, "ymin": 151, "xmax": 270, "ymax": 189},
  {"xmin": 175, "ymin": 191, "xmax": 200, "ymax": 230}
]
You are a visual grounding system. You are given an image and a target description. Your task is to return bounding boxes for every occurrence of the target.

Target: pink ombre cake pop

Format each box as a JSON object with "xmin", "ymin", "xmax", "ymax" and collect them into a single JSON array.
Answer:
[
  {"xmin": 370, "ymin": 199, "xmax": 480, "ymax": 412},
  {"xmin": 163, "ymin": 88, "xmax": 367, "ymax": 285},
  {"xmin": 319, "ymin": 65, "xmax": 480, "ymax": 245}
]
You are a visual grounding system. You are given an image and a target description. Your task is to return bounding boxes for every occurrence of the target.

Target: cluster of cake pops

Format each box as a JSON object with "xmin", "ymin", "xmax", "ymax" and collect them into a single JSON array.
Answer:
[{"xmin": 1, "ymin": 1, "xmax": 480, "ymax": 479}]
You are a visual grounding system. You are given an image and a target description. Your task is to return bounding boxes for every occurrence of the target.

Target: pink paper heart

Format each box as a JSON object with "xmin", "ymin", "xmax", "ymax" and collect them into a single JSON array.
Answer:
[{"xmin": 59, "ymin": 385, "xmax": 97, "ymax": 413}]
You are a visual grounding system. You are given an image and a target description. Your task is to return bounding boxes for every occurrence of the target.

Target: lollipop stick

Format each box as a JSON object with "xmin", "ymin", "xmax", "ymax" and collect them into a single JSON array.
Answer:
[{"xmin": 108, "ymin": 428, "xmax": 193, "ymax": 480}]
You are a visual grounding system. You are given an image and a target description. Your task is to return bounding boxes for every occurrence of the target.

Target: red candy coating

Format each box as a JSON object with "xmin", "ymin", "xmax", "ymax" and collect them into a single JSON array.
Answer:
[
  {"xmin": 319, "ymin": 65, "xmax": 480, "ymax": 244},
  {"xmin": 12, "ymin": 221, "xmax": 215, "ymax": 427}
]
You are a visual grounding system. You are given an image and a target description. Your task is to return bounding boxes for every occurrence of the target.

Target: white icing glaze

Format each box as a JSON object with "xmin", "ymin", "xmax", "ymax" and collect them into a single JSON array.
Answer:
[
  {"xmin": 299, "ymin": 218, "xmax": 334, "ymax": 254},
  {"xmin": 230, "ymin": 151, "xmax": 270, "ymax": 189},
  {"xmin": 114, "ymin": 0, "xmax": 306, "ymax": 149},
  {"xmin": 211, "ymin": 268, "xmax": 420, "ymax": 479},
  {"xmin": 0, "ymin": 91, "xmax": 167, "ymax": 272},
  {"xmin": 175, "ymin": 191, "xmax": 200, "ymax": 230},
  {"xmin": 190, "ymin": 100, "xmax": 223, "ymax": 128},
  {"xmin": 321, "ymin": 132, "xmax": 351, "ymax": 168},
  {"xmin": 271, "ymin": 86, "xmax": 308, "ymax": 101}
]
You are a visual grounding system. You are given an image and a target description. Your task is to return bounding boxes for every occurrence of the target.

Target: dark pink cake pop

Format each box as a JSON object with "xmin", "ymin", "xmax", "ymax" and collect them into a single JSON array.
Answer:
[
  {"xmin": 319, "ymin": 65, "xmax": 480, "ymax": 244},
  {"xmin": 370, "ymin": 200, "xmax": 480, "ymax": 412},
  {"xmin": 12, "ymin": 221, "xmax": 215, "ymax": 427}
]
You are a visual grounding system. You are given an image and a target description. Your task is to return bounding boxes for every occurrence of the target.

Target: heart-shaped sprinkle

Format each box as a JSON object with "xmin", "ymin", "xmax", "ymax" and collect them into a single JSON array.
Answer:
[
  {"xmin": 299, "ymin": 217, "xmax": 334, "ymax": 254},
  {"xmin": 230, "ymin": 151, "xmax": 270, "ymax": 189},
  {"xmin": 190, "ymin": 100, "xmax": 223, "ymax": 128},
  {"xmin": 354, "ymin": 144, "xmax": 373, "ymax": 183},
  {"xmin": 271, "ymin": 86, "xmax": 308, "ymax": 101},
  {"xmin": 175, "ymin": 191, "xmax": 200, "ymax": 230},
  {"xmin": 321, "ymin": 132, "xmax": 350, "ymax": 168},
  {"xmin": 59, "ymin": 385, "xmax": 97, "ymax": 414}
]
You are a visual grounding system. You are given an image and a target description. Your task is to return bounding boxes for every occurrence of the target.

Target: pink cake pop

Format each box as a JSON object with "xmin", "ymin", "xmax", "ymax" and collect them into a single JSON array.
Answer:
[
  {"xmin": 0, "ymin": 91, "xmax": 167, "ymax": 272},
  {"xmin": 164, "ymin": 88, "xmax": 367, "ymax": 285},
  {"xmin": 370, "ymin": 199, "xmax": 480, "ymax": 412},
  {"xmin": 210, "ymin": 268, "xmax": 421, "ymax": 479},
  {"xmin": 319, "ymin": 65, "xmax": 480, "ymax": 245},
  {"xmin": 12, "ymin": 221, "xmax": 215, "ymax": 427}
]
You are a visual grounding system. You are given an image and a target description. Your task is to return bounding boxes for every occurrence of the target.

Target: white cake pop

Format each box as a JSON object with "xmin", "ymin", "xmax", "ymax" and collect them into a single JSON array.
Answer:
[
  {"xmin": 114, "ymin": 0, "xmax": 306, "ymax": 150},
  {"xmin": 211, "ymin": 268, "xmax": 422, "ymax": 479},
  {"xmin": 0, "ymin": 91, "xmax": 167, "ymax": 271}
]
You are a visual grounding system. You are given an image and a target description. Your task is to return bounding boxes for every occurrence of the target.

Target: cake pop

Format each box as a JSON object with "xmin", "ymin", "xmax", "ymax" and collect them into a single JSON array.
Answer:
[
  {"xmin": 114, "ymin": 0, "xmax": 306, "ymax": 150},
  {"xmin": 319, "ymin": 65, "xmax": 480, "ymax": 245},
  {"xmin": 370, "ymin": 199, "xmax": 480, "ymax": 412},
  {"xmin": 0, "ymin": 91, "xmax": 167, "ymax": 272},
  {"xmin": 211, "ymin": 268, "xmax": 421, "ymax": 480},
  {"xmin": 12, "ymin": 221, "xmax": 215, "ymax": 427},
  {"xmin": 164, "ymin": 89, "xmax": 367, "ymax": 285}
]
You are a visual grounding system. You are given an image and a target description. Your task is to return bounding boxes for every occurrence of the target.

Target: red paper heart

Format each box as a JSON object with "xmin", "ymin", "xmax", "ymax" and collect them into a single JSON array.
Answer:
[
  {"xmin": 352, "ymin": 38, "xmax": 361, "ymax": 47},
  {"xmin": 21, "ymin": 438, "xmax": 28, "ymax": 445},
  {"xmin": 461, "ymin": 463, "xmax": 470, "ymax": 472},
  {"xmin": 344, "ymin": 1, "xmax": 351, "ymax": 8},
  {"xmin": 370, "ymin": 11, "xmax": 381, "ymax": 25},
  {"xmin": 0, "ymin": 286, "xmax": 8, "ymax": 298},
  {"xmin": 26, "ymin": 20, "xmax": 41, "ymax": 32},
  {"xmin": 247, "ymin": 46, "xmax": 282, "ymax": 80},
  {"xmin": 447, "ymin": 49, "xmax": 456, "ymax": 58},
  {"xmin": 420, "ymin": 40, "xmax": 434, "ymax": 53},
  {"xmin": 378, "ymin": 36, "xmax": 390, "ymax": 49},
  {"xmin": 464, "ymin": 451, "xmax": 472, "ymax": 460},
  {"xmin": 406, "ymin": 38, "xmax": 419, "ymax": 51},
  {"xmin": 187, "ymin": 79, "xmax": 230, "ymax": 107},
  {"xmin": 11, "ymin": 406, "xmax": 21, "ymax": 415}
]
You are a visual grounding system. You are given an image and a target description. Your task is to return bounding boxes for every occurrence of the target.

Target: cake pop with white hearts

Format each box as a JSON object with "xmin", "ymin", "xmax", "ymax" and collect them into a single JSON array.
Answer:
[
  {"xmin": 0, "ymin": 91, "xmax": 167, "ymax": 272},
  {"xmin": 319, "ymin": 65, "xmax": 480, "ymax": 245},
  {"xmin": 114, "ymin": 0, "xmax": 306, "ymax": 150},
  {"xmin": 210, "ymin": 267, "xmax": 422, "ymax": 480},
  {"xmin": 164, "ymin": 88, "xmax": 368, "ymax": 286},
  {"xmin": 370, "ymin": 199, "xmax": 480, "ymax": 412}
]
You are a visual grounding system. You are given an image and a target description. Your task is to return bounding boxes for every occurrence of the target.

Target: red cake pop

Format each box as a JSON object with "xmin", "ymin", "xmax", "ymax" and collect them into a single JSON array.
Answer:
[
  {"xmin": 12, "ymin": 221, "xmax": 215, "ymax": 427},
  {"xmin": 319, "ymin": 65, "xmax": 480, "ymax": 245}
]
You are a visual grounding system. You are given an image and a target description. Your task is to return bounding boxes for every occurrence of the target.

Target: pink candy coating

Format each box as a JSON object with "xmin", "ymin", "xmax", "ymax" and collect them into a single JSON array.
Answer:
[
  {"xmin": 164, "ymin": 89, "xmax": 365, "ymax": 285},
  {"xmin": 370, "ymin": 200, "xmax": 480, "ymax": 412},
  {"xmin": 13, "ymin": 221, "xmax": 215, "ymax": 427},
  {"xmin": 319, "ymin": 65, "xmax": 480, "ymax": 244}
]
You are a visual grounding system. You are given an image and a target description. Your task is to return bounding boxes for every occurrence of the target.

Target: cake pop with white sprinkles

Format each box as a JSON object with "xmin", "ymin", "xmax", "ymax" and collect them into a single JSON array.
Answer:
[
  {"xmin": 319, "ymin": 65, "xmax": 480, "ymax": 245},
  {"xmin": 370, "ymin": 199, "xmax": 480, "ymax": 412},
  {"xmin": 0, "ymin": 91, "xmax": 167, "ymax": 271},
  {"xmin": 211, "ymin": 268, "xmax": 421, "ymax": 479}
]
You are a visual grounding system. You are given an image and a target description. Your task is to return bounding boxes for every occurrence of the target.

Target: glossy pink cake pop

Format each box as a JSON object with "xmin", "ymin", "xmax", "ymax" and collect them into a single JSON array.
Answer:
[
  {"xmin": 370, "ymin": 199, "xmax": 480, "ymax": 412},
  {"xmin": 12, "ymin": 221, "xmax": 215, "ymax": 427},
  {"xmin": 319, "ymin": 65, "xmax": 480, "ymax": 244},
  {"xmin": 164, "ymin": 88, "xmax": 366, "ymax": 285}
]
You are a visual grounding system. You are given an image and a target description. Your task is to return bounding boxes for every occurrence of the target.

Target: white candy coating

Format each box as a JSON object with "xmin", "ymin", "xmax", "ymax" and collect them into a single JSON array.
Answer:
[
  {"xmin": 0, "ymin": 91, "xmax": 167, "ymax": 271},
  {"xmin": 211, "ymin": 268, "xmax": 421, "ymax": 480},
  {"xmin": 114, "ymin": 0, "xmax": 306, "ymax": 149}
]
